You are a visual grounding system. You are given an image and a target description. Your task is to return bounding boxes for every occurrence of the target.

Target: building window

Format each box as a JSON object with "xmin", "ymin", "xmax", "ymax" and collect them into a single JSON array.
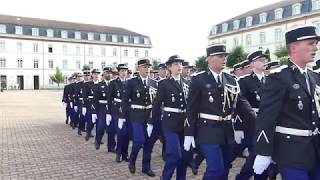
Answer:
[
  {"xmin": 0, "ymin": 58, "xmax": 6, "ymax": 68},
  {"xmin": 32, "ymin": 28, "xmax": 39, "ymax": 36},
  {"xmin": 100, "ymin": 34, "xmax": 106, "ymax": 41},
  {"xmin": 259, "ymin": 32, "xmax": 266, "ymax": 44},
  {"xmin": 88, "ymin": 61, "xmax": 93, "ymax": 69},
  {"xmin": 101, "ymin": 47, "xmax": 106, "ymax": 56},
  {"xmin": 112, "ymin": 35, "xmax": 118, "ymax": 42},
  {"xmin": 89, "ymin": 47, "xmax": 94, "ymax": 56},
  {"xmin": 61, "ymin": 30, "xmax": 68, "ymax": 38},
  {"xmin": 101, "ymin": 61, "xmax": 106, "ymax": 69},
  {"xmin": 113, "ymin": 48, "xmax": 117, "ymax": 56},
  {"xmin": 246, "ymin": 16, "xmax": 253, "ymax": 27},
  {"xmin": 48, "ymin": 44, "xmax": 53, "ymax": 53},
  {"xmin": 134, "ymin": 49, "xmax": 139, "ymax": 57},
  {"xmin": 62, "ymin": 59, "xmax": 68, "ymax": 69},
  {"xmin": 33, "ymin": 59, "xmax": 39, "ymax": 69},
  {"xmin": 222, "ymin": 23, "xmax": 228, "ymax": 32},
  {"xmin": 17, "ymin": 42, "xmax": 22, "ymax": 52},
  {"xmin": 17, "ymin": 59, "xmax": 23, "ymax": 68},
  {"xmin": 124, "ymin": 49, "xmax": 128, "ymax": 57},
  {"xmin": 76, "ymin": 60, "xmax": 81, "ymax": 70},
  {"xmin": 259, "ymin": 12, "xmax": 267, "ymax": 23},
  {"xmin": 145, "ymin": 50, "xmax": 149, "ymax": 57},
  {"xmin": 233, "ymin": 20, "xmax": 240, "ymax": 30},
  {"xmin": 275, "ymin": 28, "xmax": 283, "ymax": 42},
  {"xmin": 0, "ymin": 41, "xmax": 6, "ymax": 51},
  {"xmin": 292, "ymin": 3, "xmax": 301, "ymax": 15},
  {"xmin": 124, "ymin": 36, "xmax": 129, "ymax": 43},
  {"xmin": 75, "ymin": 46, "xmax": 81, "ymax": 55},
  {"xmin": 15, "ymin": 26, "xmax": 23, "ymax": 35},
  {"xmin": 134, "ymin": 36, "xmax": 139, "ymax": 44},
  {"xmin": 233, "ymin": 37, "xmax": 239, "ymax": 46},
  {"xmin": 47, "ymin": 29, "xmax": 54, "ymax": 37},
  {"xmin": 75, "ymin": 32, "xmax": 81, "ymax": 40},
  {"xmin": 246, "ymin": 34, "xmax": 252, "ymax": 46},
  {"xmin": 33, "ymin": 43, "xmax": 39, "ymax": 53},
  {"xmin": 144, "ymin": 37, "xmax": 150, "ymax": 44},
  {"xmin": 48, "ymin": 59, "xmax": 54, "ymax": 69},
  {"xmin": 62, "ymin": 45, "xmax": 68, "ymax": 54},
  {"xmin": 88, "ymin": 33, "xmax": 94, "ymax": 41},
  {"xmin": 312, "ymin": 0, "xmax": 320, "ymax": 10},
  {"xmin": 275, "ymin": 8, "xmax": 283, "ymax": 20},
  {"xmin": 0, "ymin": 24, "xmax": 6, "ymax": 34},
  {"xmin": 211, "ymin": 25, "xmax": 217, "ymax": 35}
]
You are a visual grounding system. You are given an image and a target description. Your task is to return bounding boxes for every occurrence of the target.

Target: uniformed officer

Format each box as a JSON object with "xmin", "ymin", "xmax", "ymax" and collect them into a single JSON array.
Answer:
[
  {"xmin": 110, "ymin": 64, "xmax": 130, "ymax": 162},
  {"xmin": 234, "ymin": 50, "xmax": 268, "ymax": 180},
  {"xmin": 70, "ymin": 73, "xmax": 81, "ymax": 129},
  {"xmin": 84, "ymin": 69, "xmax": 101, "ymax": 141},
  {"xmin": 232, "ymin": 62, "xmax": 244, "ymax": 78},
  {"xmin": 182, "ymin": 61, "xmax": 192, "ymax": 82},
  {"xmin": 73, "ymin": 72, "xmax": 84, "ymax": 132},
  {"xmin": 242, "ymin": 60, "xmax": 252, "ymax": 76},
  {"xmin": 77, "ymin": 69, "xmax": 91, "ymax": 135},
  {"xmin": 120, "ymin": 58, "xmax": 157, "ymax": 177},
  {"xmin": 149, "ymin": 55, "xmax": 190, "ymax": 180},
  {"xmin": 183, "ymin": 44, "xmax": 256, "ymax": 180},
  {"xmin": 265, "ymin": 61, "xmax": 281, "ymax": 75},
  {"xmin": 74, "ymin": 71, "xmax": 88, "ymax": 135},
  {"xmin": 62, "ymin": 77, "xmax": 74, "ymax": 125},
  {"xmin": 157, "ymin": 63, "xmax": 168, "ymax": 80},
  {"xmin": 94, "ymin": 67, "xmax": 114, "ymax": 150},
  {"xmin": 253, "ymin": 25, "xmax": 320, "ymax": 180}
]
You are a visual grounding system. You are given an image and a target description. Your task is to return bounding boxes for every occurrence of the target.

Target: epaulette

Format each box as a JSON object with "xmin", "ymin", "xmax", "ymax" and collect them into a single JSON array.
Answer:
[
  {"xmin": 269, "ymin": 65, "xmax": 288, "ymax": 74},
  {"xmin": 237, "ymin": 74, "xmax": 250, "ymax": 80},
  {"xmin": 127, "ymin": 76, "xmax": 137, "ymax": 81},
  {"xmin": 191, "ymin": 71, "xmax": 205, "ymax": 77}
]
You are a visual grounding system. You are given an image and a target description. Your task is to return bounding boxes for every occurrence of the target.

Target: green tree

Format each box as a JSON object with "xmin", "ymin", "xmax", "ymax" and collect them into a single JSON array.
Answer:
[
  {"xmin": 279, "ymin": 56, "xmax": 289, "ymax": 65},
  {"xmin": 275, "ymin": 46, "xmax": 288, "ymax": 58},
  {"xmin": 195, "ymin": 56, "xmax": 207, "ymax": 71},
  {"xmin": 82, "ymin": 64, "xmax": 90, "ymax": 71},
  {"xmin": 227, "ymin": 46, "xmax": 247, "ymax": 68},
  {"xmin": 264, "ymin": 48, "xmax": 271, "ymax": 61},
  {"xmin": 50, "ymin": 67, "xmax": 65, "ymax": 87},
  {"xmin": 151, "ymin": 58, "xmax": 161, "ymax": 70}
]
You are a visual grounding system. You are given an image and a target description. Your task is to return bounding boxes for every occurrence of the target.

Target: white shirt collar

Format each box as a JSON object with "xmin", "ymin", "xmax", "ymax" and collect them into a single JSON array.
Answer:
[
  {"xmin": 254, "ymin": 72, "xmax": 265, "ymax": 81},
  {"xmin": 171, "ymin": 75, "xmax": 181, "ymax": 81},
  {"xmin": 291, "ymin": 60, "xmax": 307, "ymax": 74},
  {"xmin": 209, "ymin": 68, "xmax": 222, "ymax": 82},
  {"xmin": 140, "ymin": 76, "xmax": 148, "ymax": 85},
  {"xmin": 93, "ymin": 80, "xmax": 99, "ymax": 84}
]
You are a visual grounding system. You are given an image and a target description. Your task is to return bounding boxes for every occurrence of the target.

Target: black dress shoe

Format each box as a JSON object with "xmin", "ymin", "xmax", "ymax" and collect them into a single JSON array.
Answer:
[
  {"xmin": 108, "ymin": 148, "xmax": 116, "ymax": 153},
  {"xmin": 77, "ymin": 129, "xmax": 82, "ymax": 136},
  {"xmin": 65, "ymin": 120, "xmax": 68, "ymax": 124},
  {"xmin": 142, "ymin": 169, "xmax": 155, "ymax": 177},
  {"xmin": 100, "ymin": 141, "xmax": 104, "ymax": 145},
  {"xmin": 190, "ymin": 162, "xmax": 198, "ymax": 175},
  {"xmin": 122, "ymin": 156, "xmax": 129, "ymax": 162},
  {"xmin": 85, "ymin": 134, "xmax": 90, "ymax": 141},
  {"xmin": 115, "ymin": 155, "xmax": 121, "ymax": 163},
  {"xmin": 128, "ymin": 164, "xmax": 135, "ymax": 174},
  {"xmin": 95, "ymin": 141, "xmax": 100, "ymax": 150}
]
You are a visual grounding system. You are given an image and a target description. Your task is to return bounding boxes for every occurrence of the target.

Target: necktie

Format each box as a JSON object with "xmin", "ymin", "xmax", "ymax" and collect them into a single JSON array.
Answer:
[
  {"xmin": 217, "ymin": 75, "xmax": 222, "ymax": 87},
  {"xmin": 303, "ymin": 72, "xmax": 311, "ymax": 94},
  {"xmin": 143, "ymin": 79, "xmax": 147, "ymax": 86},
  {"xmin": 261, "ymin": 76, "xmax": 265, "ymax": 84}
]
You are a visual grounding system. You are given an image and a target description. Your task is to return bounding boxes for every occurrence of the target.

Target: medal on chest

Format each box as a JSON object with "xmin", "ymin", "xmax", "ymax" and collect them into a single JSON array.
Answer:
[
  {"xmin": 171, "ymin": 94, "xmax": 175, "ymax": 102},
  {"xmin": 136, "ymin": 90, "xmax": 140, "ymax": 98},
  {"xmin": 297, "ymin": 96, "xmax": 303, "ymax": 110},
  {"xmin": 255, "ymin": 91, "xmax": 260, "ymax": 101}
]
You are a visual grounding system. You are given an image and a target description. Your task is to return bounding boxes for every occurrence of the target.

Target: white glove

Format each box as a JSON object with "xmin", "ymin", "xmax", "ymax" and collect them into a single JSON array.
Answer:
[
  {"xmin": 253, "ymin": 155, "xmax": 272, "ymax": 174},
  {"xmin": 106, "ymin": 114, "xmax": 112, "ymax": 126},
  {"xmin": 70, "ymin": 102, "xmax": 73, "ymax": 108},
  {"xmin": 183, "ymin": 136, "xmax": 196, "ymax": 151},
  {"xmin": 91, "ymin": 114, "xmax": 97, "ymax": 123},
  {"xmin": 82, "ymin": 107, "xmax": 86, "ymax": 116},
  {"xmin": 118, "ymin": 118, "xmax": 126, "ymax": 129},
  {"xmin": 234, "ymin": 130, "xmax": 244, "ymax": 144},
  {"xmin": 74, "ymin": 106, "xmax": 78, "ymax": 112},
  {"xmin": 147, "ymin": 124, "xmax": 153, "ymax": 137}
]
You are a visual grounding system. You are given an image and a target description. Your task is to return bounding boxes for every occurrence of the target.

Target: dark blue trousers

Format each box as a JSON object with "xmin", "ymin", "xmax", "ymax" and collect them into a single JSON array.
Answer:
[
  {"xmin": 96, "ymin": 113, "xmax": 106, "ymax": 144},
  {"xmin": 105, "ymin": 115, "xmax": 116, "ymax": 151},
  {"xmin": 280, "ymin": 166, "xmax": 320, "ymax": 180},
  {"xmin": 129, "ymin": 121, "xmax": 153, "ymax": 171},
  {"xmin": 86, "ymin": 109, "xmax": 94, "ymax": 136},
  {"xmin": 200, "ymin": 144, "xmax": 232, "ymax": 180},
  {"xmin": 65, "ymin": 103, "xmax": 71, "ymax": 123},
  {"xmin": 232, "ymin": 135, "xmax": 268, "ymax": 180},
  {"xmin": 78, "ymin": 105, "xmax": 86, "ymax": 131},
  {"xmin": 115, "ymin": 115, "xmax": 129, "ymax": 158},
  {"xmin": 162, "ymin": 131, "xmax": 190, "ymax": 180}
]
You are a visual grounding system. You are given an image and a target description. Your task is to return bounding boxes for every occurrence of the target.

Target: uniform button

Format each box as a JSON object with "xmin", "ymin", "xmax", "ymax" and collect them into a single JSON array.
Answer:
[
  {"xmin": 312, "ymin": 99, "xmax": 315, "ymax": 102},
  {"xmin": 145, "ymin": 97, "xmax": 148, "ymax": 100},
  {"xmin": 179, "ymin": 93, "xmax": 182, "ymax": 96},
  {"xmin": 204, "ymin": 120, "xmax": 206, "ymax": 123},
  {"xmin": 286, "ymin": 136, "xmax": 290, "ymax": 139},
  {"xmin": 222, "ymin": 102, "xmax": 225, "ymax": 105},
  {"xmin": 180, "ymin": 104, "xmax": 184, "ymax": 107},
  {"xmin": 312, "ymin": 122, "xmax": 316, "ymax": 125},
  {"xmin": 145, "ymin": 102, "xmax": 148, "ymax": 105},
  {"xmin": 221, "ymin": 94, "xmax": 223, "ymax": 97},
  {"xmin": 180, "ymin": 98, "xmax": 183, "ymax": 101},
  {"xmin": 168, "ymin": 113, "xmax": 171, "ymax": 117},
  {"xmin": 312, "ymin": 110, "xmax": 315, "ymax": 114}
]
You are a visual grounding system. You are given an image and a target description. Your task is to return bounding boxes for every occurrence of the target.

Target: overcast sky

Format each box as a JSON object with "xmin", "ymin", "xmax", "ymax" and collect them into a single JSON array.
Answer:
[{"xmin": 0, "ymin": 0, "xmax": 281, "ymax": 64}]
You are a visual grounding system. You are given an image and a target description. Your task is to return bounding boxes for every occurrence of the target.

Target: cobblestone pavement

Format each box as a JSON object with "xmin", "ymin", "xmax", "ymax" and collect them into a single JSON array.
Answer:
[{"xmin": 0, "ymin": 90, "xmax": 248, "ymax": 180}]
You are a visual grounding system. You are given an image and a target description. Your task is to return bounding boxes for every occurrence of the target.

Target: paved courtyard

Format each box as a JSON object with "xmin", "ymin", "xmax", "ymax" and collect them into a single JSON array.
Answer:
[{"xmin": 0, "ymin": 90, "xmax": 247, "ymax": 180}]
